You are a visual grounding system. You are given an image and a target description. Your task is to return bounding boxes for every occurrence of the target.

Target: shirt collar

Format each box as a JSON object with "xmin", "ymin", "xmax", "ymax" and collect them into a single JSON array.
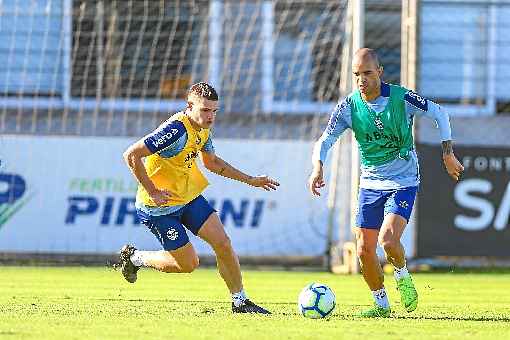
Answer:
[{"xmin": 380, "ymin": 82, "xmax": 390, "ymax": 97}]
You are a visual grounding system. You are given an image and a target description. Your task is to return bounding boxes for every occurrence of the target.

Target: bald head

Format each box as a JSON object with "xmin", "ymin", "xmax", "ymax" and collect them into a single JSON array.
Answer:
[
  {"xmin": 353, "ymin": 48, "xmax": 380, "ymax": 68},
  {"xmin": 352, "ymin": 48, "xmax": 383, "ymax": 101}
]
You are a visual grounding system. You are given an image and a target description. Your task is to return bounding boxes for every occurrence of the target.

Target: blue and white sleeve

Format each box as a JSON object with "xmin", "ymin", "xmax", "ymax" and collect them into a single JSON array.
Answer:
[
  {"xmin": 404, "ymin": 91, "xmax": 452, "ymax": 141},
  {"xmin": 201, "ymin": 135, "xmax": 215, "ymax": 153},
  {"xmin": 312, "ymin": 99, "xmax": 351, "ymax": 164},
  {"xmin": 143, "ymin": 120, "xmax": 187, "ymax": 154}
]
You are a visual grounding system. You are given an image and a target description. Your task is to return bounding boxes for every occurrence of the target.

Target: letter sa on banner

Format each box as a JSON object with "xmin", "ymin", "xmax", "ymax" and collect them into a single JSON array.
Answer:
[{"xmin": 416, "ymin": 144, "xmax": 510, "ymax": 257}]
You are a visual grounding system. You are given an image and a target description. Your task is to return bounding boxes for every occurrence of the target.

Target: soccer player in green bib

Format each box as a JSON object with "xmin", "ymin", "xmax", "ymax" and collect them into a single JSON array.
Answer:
[{"xmin": 308, "ymin": 48, "xmax": 464, "ymax": 317}]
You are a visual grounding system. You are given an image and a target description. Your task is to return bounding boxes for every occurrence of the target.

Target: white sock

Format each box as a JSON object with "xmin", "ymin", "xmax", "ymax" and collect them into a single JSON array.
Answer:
[
  {"xmin": 232, "ymin": 289, "xmax": 248, "ymax": 307},
  {"xmin": 130, "ymin": 250, "xmax": 147, "ymax": 267},
  {"xmin": 394, "ymin": 264, "xmax": 410, "ymax": 281},
  {"xmin": 372, "ymin": 288, "xmax": 390, "ymax": 309}
]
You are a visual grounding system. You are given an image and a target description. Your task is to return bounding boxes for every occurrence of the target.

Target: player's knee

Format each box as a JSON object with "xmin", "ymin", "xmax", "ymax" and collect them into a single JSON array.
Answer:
[
  {"xmin": 379, "ymin": 237, "xmax": 399, "ymax": 253},
  {"xmin": 178, "ymin": 256, "xmax": 200, "ymax": 273},
  {"xmin": 212, "ymin": 235, "xmax": 233, "ymax": 254},
  {"xmin": 356, "ymin": 243, "xmax": 376, "ymax": 260}
]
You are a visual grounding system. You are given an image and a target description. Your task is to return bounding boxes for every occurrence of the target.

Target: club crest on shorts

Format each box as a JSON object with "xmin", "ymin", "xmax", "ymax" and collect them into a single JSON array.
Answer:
[
  {"xmin": 399, "ymin": 200, "xmax": 409, "ymax": 209},
  {"xmin": 167, "ymin": 228, "xmax": 179, "ymax": 240}
]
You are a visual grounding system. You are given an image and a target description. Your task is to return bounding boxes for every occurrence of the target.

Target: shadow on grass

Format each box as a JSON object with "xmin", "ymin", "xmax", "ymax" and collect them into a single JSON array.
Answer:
[
  {"xmin": 319, "ymin": 313, "xmax": 510, "ymax": 323},
  {"xmin": 93, "ymin": 298, "xmax": 298, "ymax": 305},
  {"xmin": 62, "ymin": 297, "xmax": 510, "ymax": 322},
  {"xmin": 391, "ymin": 314, "xmax": 510, "ymax": 322}
]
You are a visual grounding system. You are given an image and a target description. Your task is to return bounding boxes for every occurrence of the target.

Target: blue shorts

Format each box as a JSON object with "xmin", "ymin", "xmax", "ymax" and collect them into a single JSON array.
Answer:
[
  {"xmin": 136, "ymin": 195, "xmax": 215, "ymax": 250},
  {"xmin": 356, "ymin": 186, "xmax": 418, "ymax": 229}
]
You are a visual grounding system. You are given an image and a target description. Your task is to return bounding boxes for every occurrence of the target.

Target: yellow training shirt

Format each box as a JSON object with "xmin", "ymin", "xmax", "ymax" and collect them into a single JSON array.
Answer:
[{"xmin": 136, "ymin": 112, "xmax": 211, "ymax": 207}]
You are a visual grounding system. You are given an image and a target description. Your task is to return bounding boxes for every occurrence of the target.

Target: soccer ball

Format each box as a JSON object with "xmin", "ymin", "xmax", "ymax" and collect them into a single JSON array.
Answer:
[{"xmin": 298, "ymin": 283, "xmax": 336, "ymax": 319}]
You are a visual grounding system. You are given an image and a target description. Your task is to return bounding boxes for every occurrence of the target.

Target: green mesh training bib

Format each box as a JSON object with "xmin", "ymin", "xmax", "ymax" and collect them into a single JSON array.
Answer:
[{"xmin": 350, "ymin": 84, "xmax": 414, "ymax": 166}]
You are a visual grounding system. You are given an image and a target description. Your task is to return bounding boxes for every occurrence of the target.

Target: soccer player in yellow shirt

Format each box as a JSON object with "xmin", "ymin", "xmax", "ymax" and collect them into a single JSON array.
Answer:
[{"xmin": 121, "ymin": 82, "xmax": 279, "ymax": 314}]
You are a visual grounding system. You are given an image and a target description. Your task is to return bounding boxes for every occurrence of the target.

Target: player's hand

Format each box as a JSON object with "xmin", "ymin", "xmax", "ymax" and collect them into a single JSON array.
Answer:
[
  {"xmin": 308, "ymin": 166, "xmax": 325, "ymax": 196},
  {"xmin": 247, "ymin": 175, "xmax": 280, "ymax": 191},
  {"xmin": 443, "ymin": 153, "xmax": 464, "ymax": 181},
  {"xmin": 148, "ymin": 188, "xmax": 172, "ymax": 206}
]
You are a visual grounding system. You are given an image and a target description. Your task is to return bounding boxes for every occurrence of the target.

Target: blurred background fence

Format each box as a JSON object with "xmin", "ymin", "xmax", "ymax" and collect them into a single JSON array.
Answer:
[{"xmin": 0, "ymin": 0, "xmax": 509, "ymax": 267}]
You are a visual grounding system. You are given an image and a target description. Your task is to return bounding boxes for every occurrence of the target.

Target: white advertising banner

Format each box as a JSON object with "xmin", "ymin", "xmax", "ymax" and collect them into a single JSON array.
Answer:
[{"xmin": 0, "ymin": 135, "xmax": 337, "ymax": 256}]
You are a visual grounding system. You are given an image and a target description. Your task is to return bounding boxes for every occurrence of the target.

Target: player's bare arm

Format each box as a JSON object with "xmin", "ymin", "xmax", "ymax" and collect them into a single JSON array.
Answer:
[
  {"xmin": 201, "ymin": 151, "xmax": 279, "ymax": 191},
  {"xmin": 441, "ymin": 140, "xmax": 464, "ymax": 181},
  {"xmin": 308, "ymin": 160, "xmax": 325, "ymax": 196},
  {"xmin": 123, "ymin": 139, "xmax": 172, "ymax": 205}
]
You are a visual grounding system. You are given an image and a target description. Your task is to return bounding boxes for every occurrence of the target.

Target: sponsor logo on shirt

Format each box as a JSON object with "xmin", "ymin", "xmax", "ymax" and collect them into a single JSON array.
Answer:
[
  {"xmin": 405, "ymin": 91, "xmax": 428, "ymax": 111},
  {"xmin": 151, "ymin": 128, "xmax": 180, "ymax": 148},
  {"xmin": 407, "ymin": 92, "xmax": 426, "ymax": 105},
  {"xmin": 184, "ymin": 150, "xmax": 199, "ymax": 168}
]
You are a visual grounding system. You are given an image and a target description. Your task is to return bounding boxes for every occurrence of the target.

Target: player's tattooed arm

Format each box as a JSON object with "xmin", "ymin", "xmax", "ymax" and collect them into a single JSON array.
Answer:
[
  {"xmin": 441, "ymin": 140, "xmax": 464, "ymax": 181},
  {"xmin": 217, "ymin": 163, "xmax": 226, "ymax": 175},
  {"xmin": 201, "ymin": 152, "xmax": 279, "ymax": 191},
  {"xmin": 214, "ymin": 158, "xmax": 236, "ymax": 178},
  {"xmin": 201, "ymin": 152, "xmax": 240, "ymax": 178}
]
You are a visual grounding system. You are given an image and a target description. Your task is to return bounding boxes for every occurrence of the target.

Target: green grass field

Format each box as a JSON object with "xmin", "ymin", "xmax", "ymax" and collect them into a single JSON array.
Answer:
[{"xmin": 0, "ymin": 266, "xmax": 509, "ymax": 339}]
